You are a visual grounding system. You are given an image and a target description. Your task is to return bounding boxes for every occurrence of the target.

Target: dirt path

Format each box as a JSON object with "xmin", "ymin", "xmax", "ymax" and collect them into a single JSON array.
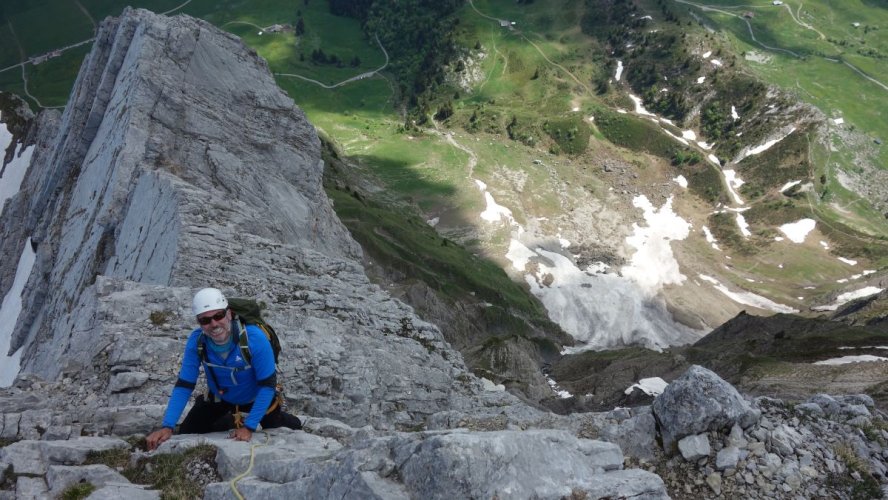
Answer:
[
  {"xmin": 73, "ymin": 0, "xmax": 97, "ymax": 31},
  {"xmin": 161, "ymin": 0, "xmax": 193, "ymax": 15},
  {"xmin": 782, "ymin": 2, "xmax": 825, "ymax": 40},
  {"xmin": 276, "ymin": 34, "xmax": 389, "ymax": 89},
  {"xmin": 672, "ymin": 0, "xmax": 802, "ymax": 58},
  {"xmin": 468, "ymin": 0, "xmax": 591, "ymax": 95}
]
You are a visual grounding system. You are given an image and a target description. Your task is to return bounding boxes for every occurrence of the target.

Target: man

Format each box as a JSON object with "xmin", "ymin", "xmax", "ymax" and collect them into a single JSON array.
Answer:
[{"xmin": 146, "ymin": 288, "xmax": 301, "ymax": 451}]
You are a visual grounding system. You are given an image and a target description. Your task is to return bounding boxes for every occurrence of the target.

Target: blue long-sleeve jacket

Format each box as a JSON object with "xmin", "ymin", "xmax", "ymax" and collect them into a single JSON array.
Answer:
[{"xmin": 161, "ymin": 322, "xmax": 277, "ymax": 431}]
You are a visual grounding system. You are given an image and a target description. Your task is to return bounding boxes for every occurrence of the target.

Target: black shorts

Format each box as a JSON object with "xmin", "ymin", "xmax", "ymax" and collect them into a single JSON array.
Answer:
[{"xmin": 178, "ymin": 394, "xmax": 302, "ymax": 433}]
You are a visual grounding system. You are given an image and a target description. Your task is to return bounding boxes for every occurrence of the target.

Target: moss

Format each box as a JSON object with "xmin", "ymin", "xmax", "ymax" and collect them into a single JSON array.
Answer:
[
  {"xmin": 59, "ymin": 483, "xmax": 96, "ymax": 500},
  {"xmin": 148, "ymin": 310, "xmax": 174, "ymax": 326},
  {"xmin": 831, "ymin": 443, "xmax": 882, "ymax": 499},
  {"xmin": 86, "ymin": 443, "xmax": 219, "ymax": 499}
]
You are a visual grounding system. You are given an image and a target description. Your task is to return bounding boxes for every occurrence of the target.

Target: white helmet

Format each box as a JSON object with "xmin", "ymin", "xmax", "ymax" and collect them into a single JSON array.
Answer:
[{"xmin": 192, "ymin": 288, "xmax": 228, "ymax": 316}]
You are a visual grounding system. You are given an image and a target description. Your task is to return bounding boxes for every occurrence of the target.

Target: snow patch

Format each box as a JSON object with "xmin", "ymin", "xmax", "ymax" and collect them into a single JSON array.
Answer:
[
  {"xmin": 731, "ymin": 105, "xmax": 739, "ymax": 121},
  {"xmin": 480, "ymin": 191, "xmax": 514, "ymax": 224},
  {"xmin": 505, "ymin": 239, "xmax": 700, "ymax": 352},
  {"xmin": 697, "ymin": 76, "xmax": 706, "ymax": 84},
  {"xmin": 707, "ymin": 154, "xmax": 720, "ymax": 166},
  {"xmin": 702, "ymin": 51, "xmax": 712, "ymax": 58},
  {"xmin": 778, "ymin": 218, "xmax": 816, "ymax": 243},
  {"xmin": 711, "ymin": 59, "xmax": 723, "ymax": 66},
  {"xmin": 1, "ymin": 238, "xmax": 37, "ymax": 387},
  {"xmin": 673, "ymin": 175, "xmax": 688, "ymax": 188},
  {"xmin": 779, "ymin": 180, "xmax": 801, "ymax": 193},
  {"xmin": 625, "ymin": 377, "xmax": 669, "ymax": 396},
  {"xmin": 620, "ymin": 196, "xmax": 690, "ymax": 296},
  {"xmin": 615, "ymin": 60, "xmax": 624, "ymax": 81},
  {"xmin": 702, "ymin": 226, "xmax": 720, "ymax": 251},
  {"xmin": 736, "ymin": 214, "xmax": 751, "ymax": 237},
  {"xmin": 837, "ymin": 257, "xmax": 857, "ymax": 266},
  {"xmin": 0, "ymin": 146, "xmax": 34, "ymax": 220},
  {"xmin": 663, "ymin": 129, "xmax": 689, "ymax": 146},
  {"xmin": 547, "ymin": 375, "xmax": 573, "ymax": 399},
  {"xmin": 814, "ymin": 355, "xmax": 888, "ymax": 365},
  {"xmin": 812, "ymin": 287, "xmax": 883, "ymax": 312},
  {"xmin": 628, "ymin": 94, "xmax": 655, "ymax": 116},
  {"xmin": 682, "ymin": 130, "xmax": 697, "ymax": 141},
  {"xmin": 737, "ymin": 127, "xmax": 796, "ymax": 162},
  {"xmin": 699, "ymin": 274, "xmax": 798, "ymax": 313},
  {"xmin": 722, "ymin": 170, "xmax": 745, "ymax": 205},
  {"xmin": 427, "ymin": 217, "xmax": 439, "ymax": 227},
  {"xmin": 833, "ymin": 118, "xmax": 844, "ymax": 125}
]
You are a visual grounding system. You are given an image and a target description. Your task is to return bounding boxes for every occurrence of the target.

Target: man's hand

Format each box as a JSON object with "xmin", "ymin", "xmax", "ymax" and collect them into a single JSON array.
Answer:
[
  {"xmin": 230, "ymin": 427, "xmax": 253, "ymax": 442},
  {"xmin": 146, "ymin": 427, "xmax": 173, "ymax": 451}
]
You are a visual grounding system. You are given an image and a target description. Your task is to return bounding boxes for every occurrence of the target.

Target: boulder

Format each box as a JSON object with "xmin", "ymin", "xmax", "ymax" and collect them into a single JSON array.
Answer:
[
  {"xmin": 678, "ymin": 434, "xmax": 710, "ymax": 461},
  {"xmin": 652, "ymin": 365, "xmax": 759, "ymax": 451}
]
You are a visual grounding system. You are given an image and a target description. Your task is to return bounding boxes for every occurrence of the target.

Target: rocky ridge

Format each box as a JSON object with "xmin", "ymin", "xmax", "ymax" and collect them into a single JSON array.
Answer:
[{"xmin": 0, "ymin": 8, "xmax": 885, "ymax": 499}]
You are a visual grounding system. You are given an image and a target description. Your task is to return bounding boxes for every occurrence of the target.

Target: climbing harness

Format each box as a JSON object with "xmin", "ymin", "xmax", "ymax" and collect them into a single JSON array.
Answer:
[{"xmin": 231, "ymin": 391, "xmax": 284, "ymax": 429}]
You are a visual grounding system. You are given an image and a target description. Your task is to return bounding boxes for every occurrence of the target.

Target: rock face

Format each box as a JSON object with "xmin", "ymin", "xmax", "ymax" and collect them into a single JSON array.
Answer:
[{"xmin": 0, "ymin": 7, "xmax": 485, "ymax": 430}]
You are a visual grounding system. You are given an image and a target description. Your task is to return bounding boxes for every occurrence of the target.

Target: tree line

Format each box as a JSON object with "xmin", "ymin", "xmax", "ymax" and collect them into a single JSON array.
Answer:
[{"xmin": 328, "ymin": 0, "xmax": 465, "ymax": 123}]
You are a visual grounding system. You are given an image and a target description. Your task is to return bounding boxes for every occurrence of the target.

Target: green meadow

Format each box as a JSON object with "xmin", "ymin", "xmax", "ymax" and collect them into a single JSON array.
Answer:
[{"xmin": 677, "ymin": 0, "xmax": 888, "ymax": 171}]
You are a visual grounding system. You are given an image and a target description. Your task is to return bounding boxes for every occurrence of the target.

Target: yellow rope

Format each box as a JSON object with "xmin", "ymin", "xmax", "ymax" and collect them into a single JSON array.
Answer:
[{"xmin": 229, "ymin": 430, "xmax": 269, "ymax": 500}]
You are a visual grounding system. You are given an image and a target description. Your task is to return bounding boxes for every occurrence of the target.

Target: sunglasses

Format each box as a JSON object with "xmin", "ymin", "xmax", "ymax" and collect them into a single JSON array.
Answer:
[{"xmin": 197, "ymin": 310, "xmax": 227, "ymax": 325}]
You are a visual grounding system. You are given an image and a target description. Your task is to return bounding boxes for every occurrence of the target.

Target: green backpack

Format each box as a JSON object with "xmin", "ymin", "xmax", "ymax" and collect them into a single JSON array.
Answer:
[{"xmin": 197, "ymin": 297, "xmax": 282, "ymax": 366}]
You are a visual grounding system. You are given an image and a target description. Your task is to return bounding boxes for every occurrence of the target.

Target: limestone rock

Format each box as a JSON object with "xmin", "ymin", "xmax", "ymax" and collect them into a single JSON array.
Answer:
[
  {"xmin": 46, "ymin": 464, "xmax": 130, "ymax": 498},
  {"xmin": 108, "ymin": 372, "xmax": 149, "ymax": 393},
  {"xmin": 678, "ymin": 434, "xmax": 710, "ymax": 461},
  {"xmin": 204, "ymin": 428, "xmax": 669, "ymax": 500},
  {"xmin": 86, "ymin": 484, "xmax": 161, "ymax": 500},
  {"xmin": 653, "ymin": 365, "xmax": 759, "ymax": 451},
  {"xmin": 716, "ymin": 446, "xmax": 740, "ymax": 470}
]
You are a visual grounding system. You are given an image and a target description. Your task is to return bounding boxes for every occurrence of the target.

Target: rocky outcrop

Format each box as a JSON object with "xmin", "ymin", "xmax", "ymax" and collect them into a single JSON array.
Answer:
[
  {"xmin": 653, "ymin": 365, "xmax": 760, "ymax": 452},
  {"xmin": 0, "ymin": 7, "xmax": 489, "ymax": 430}
]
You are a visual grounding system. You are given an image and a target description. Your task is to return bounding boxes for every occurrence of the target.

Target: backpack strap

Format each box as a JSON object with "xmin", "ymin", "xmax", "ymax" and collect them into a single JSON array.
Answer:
[{"xmin": 236, "ymin": 317, "xmax": 253, "ymax": 367}]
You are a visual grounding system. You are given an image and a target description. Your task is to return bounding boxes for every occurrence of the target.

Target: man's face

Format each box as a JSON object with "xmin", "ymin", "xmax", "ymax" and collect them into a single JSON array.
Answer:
[{"xmin": 197, "ymin": 308, "xmax": 231, "ymax": 343}]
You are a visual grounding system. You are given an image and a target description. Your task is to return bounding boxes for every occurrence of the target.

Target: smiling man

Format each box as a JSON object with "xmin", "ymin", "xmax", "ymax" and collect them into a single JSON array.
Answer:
[{"xmin": 146, "ymin": 288, "xmax": 301, "ymax": 451}]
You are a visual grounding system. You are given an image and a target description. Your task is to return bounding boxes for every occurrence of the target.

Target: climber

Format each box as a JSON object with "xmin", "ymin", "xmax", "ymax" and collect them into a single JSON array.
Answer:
[{"xmin": 146, "ymin": 288, "xmax": 301, "ymax": 451}]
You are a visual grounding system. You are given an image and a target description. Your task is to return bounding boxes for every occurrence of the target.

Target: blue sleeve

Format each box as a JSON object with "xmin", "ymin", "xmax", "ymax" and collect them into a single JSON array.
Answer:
[
  {"xmin": 243, "ymin": 326, "xmax": 277, "ymax": 431},
  {"xmin": 161, "ymin": 330, "xmax": 202, "ymax": 429}
]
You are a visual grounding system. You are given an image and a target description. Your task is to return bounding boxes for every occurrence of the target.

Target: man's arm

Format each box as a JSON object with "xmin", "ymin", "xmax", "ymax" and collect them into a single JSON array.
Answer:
[
  {"xmin": 242, "ymin": 326, "xmax": 277, "ymax": 431},
  {"xmin": 152, "ymin": 331, "xmax": 202, "ymax": 446}
]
